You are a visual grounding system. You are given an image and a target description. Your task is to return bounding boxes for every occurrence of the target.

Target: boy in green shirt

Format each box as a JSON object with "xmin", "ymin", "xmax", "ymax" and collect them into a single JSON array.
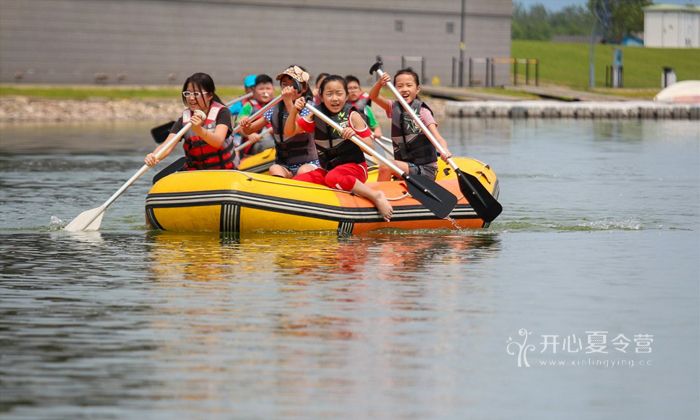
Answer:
[
  {"xmin": 237, "ymin": 74, "xmax": 276, "ymax": 156},
  {"xmin": 346, "ymin": 75, "xmax": 383, "ymax": 140}
]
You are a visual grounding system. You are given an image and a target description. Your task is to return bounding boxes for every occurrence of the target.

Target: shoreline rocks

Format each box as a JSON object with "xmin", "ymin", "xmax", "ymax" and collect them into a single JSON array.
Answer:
[
  {"xmin": 446, "ymin": 100, "xmax": 700, "ymax": 120},
  {"xmin": 0, "ymin": 96, "xmax": 447, "ymax": 124},
  {"xmin": 0, "ymin": 96, "xmax": 183, "ymax": 123},
  {"xmin": 4, "ymin": 95, "xmax": 696, "ymax": 123}
]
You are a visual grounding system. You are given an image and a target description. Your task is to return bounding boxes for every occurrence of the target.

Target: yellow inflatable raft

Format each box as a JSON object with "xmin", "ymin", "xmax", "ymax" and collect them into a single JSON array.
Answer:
[{"xmin": 145, "ymin": 156, "xmax": 500, "ymax": 235}]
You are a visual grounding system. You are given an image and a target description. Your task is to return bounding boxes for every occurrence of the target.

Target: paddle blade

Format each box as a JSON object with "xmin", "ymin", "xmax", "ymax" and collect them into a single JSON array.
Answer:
[
  {"xmin": 455, "ymin": 169, "xmax": 503, "ymax": 223},
  {"xmin": 404, "ymin": 174, "xmax": 458, "ymax": 219},
  {"xmin": 150, "ymin": 121, "xmax": 174, "ymax": 144},
  {"xmin": 64, "ymin": 206, "xmax": 105, "ymax": 232}
]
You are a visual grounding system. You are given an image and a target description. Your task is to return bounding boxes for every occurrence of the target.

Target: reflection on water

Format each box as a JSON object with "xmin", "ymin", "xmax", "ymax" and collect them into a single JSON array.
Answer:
[
  {"xmin": 146, "ymin": 231, "xmax": 501, "ymax": 283},
  {"xmin": 144, "ymin": 231, "xmax": 500, "ymax": 416},
  {"xmin": 0, "ymin": 230, "xmax": 502, "ymax": 417}
]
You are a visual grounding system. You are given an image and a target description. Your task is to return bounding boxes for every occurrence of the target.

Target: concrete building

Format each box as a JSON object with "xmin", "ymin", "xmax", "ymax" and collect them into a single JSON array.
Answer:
[
  {"xmin": 643, "ymin": 4, "xmax": 700, "ymax": 48},
  {"xmin": 0, "ymin": 0, "xmax": 512, "ymax": 86}
]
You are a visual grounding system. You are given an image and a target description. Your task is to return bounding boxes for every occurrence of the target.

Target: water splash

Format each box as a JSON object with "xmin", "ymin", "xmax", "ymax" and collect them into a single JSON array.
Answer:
[
  {"xmin": 445, "ymin": 216, "xmax": 465, "ymax": 232},
  {"xmin": 572, "ymin": 218, "xmax": 642, "ymax": 231},
  {"xmin": 49, "ymin": 215, "xmax": 65, "ymax": 231},
  {"xmin": 492, "ymin": 217, "xmax": 647, "ymax": 233}
]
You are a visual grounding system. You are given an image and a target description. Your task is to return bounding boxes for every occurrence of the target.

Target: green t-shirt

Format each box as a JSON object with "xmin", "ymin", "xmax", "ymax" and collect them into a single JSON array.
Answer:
[
  {"xmin": 364, "ymin": 106, "xmax": 378, "ymax": 129},
  {"xmin": 239, "ymin": 101, "xmax": 255, "ymax": 118}
]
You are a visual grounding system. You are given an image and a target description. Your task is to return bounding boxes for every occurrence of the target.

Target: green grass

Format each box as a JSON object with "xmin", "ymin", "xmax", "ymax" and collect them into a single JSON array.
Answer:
[
  {"xmin": 0, "ymin": 84, "xmax": 246, "ymax": 100},
  {"xmin": 471, "ymin": 87, "xmax": 541, "ymax": 99},
  {"xmin": 512, "ymin": 40, "xmax": 700, "ymax": 89}
]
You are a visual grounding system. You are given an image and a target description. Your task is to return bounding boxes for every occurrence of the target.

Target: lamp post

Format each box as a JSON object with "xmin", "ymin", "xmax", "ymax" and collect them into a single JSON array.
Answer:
[
  {"xmin": 458, "ymin": 0, "xmax": 465, "ymax": 87},
  {"xmin": 588, "ymin": 20, "xmax": 597, "ymax": 89},
  {"xmin": 589, "ymin": 0, "xmax": 611, "ymax": 89}
]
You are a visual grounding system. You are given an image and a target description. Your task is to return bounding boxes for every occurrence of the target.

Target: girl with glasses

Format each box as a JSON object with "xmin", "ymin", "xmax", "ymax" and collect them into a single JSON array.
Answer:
[{"xmin": 145, "ymin": 72, "xmax": 235, "ymax": 171}]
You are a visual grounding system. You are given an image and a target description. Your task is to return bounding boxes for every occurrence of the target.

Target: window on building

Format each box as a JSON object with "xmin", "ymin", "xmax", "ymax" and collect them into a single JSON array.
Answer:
[
  {"xmin": 395, "ymin": 20, "xmax": 403, "ymax": 32},
  {"xmin": 446, "ymin": 22, "xmax": 454, "ymax": 34}
]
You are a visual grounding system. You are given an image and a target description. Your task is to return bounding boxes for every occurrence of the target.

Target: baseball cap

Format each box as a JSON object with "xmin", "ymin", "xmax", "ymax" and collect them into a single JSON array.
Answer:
[
  {"xmin": 275, "ymin": 65, "xmax": 310, "ymax": 84},
  {"xmin": 243, "ymin": 74, "xmax": 257, "ymax": 88}
]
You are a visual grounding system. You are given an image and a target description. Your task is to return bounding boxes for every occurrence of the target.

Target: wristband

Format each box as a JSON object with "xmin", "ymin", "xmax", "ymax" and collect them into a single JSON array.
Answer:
[
  {"xmin": 353, "ymin": 126, "xmax": 372, "ymax": 138},
  {"xmin": 297, "ymin": 116, "xmax": 315, "ymax": 133},
  {"xmin": 348, "ymin": 112, "xmax": 371, "ymax": 138}
]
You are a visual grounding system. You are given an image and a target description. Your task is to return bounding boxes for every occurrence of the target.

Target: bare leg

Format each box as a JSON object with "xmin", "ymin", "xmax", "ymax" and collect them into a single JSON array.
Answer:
[
  {"xmin": 269, "ymin": 164, "xmax": 292, "ymax": 178},
  {"xmin": 377, "ymin": 160, "xmax": 410, "ymax": 182},
  {"xmin": 295, "ymin": 163, "xmax": 318, "ymax": 176},
  {"xmin": 377, "ymin": 164, "xmax": 393, "ymax": 182},
  {"xmin": 351, "ymin": 180, "xmax": 393, "ymax": 221}
]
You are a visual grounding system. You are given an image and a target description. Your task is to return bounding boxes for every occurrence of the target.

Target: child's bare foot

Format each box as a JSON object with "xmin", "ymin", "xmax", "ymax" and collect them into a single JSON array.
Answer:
[
  {"xmin": 374, "ymin": 191, "xmax": 393, "ymax": 222},
  {"xmin": 351, "ymin": 180, "xmax": 393, "ymax": 222}
]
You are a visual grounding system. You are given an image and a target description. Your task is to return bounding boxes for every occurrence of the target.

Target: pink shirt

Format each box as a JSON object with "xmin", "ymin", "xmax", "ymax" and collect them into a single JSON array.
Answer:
[{"xmin": 384, "ymin": 99, "xmax": 437, "ymax": 127}]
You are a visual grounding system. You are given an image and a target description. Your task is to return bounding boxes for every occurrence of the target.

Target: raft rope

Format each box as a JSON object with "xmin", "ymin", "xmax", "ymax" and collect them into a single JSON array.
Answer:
[{"xmin": 232, "ymin": 170, "xmax": 412, "ymax": 201}]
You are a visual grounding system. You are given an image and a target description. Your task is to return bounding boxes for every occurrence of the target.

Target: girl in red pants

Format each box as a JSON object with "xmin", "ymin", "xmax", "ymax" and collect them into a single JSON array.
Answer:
[{"xmin": 286, "ymin": 75, "xmax": 393, "ymax": 221}]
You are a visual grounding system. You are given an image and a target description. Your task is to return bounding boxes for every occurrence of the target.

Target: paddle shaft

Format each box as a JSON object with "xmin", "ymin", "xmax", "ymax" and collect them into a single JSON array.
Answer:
[
  {"xmin": 234, "ymin": 127, "xmax": 273, "ymax": 152},
  {"xmin": 305, "ymin": 104, "xmax": 404, "ymax": 176},
  {"xmin": 225, "ymin": 92, "xmax": 253, "ymax": 108},
  {"xmin": 374, "ymin": 135, "xmax": 394, "ymax": 155},
  {"xmin": 232, "ymin": 95, "xmax": 283, "ymax": 135},
  {"xmin": 78, "ymin": 121, "xmax": 194, "ymax": 229}
]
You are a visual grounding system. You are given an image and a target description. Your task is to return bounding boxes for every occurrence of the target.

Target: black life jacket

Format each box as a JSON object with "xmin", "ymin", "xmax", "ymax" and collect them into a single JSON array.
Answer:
[
  {"xmin": 390, "ymin": 98, "xmax": 437, "ymax": 166},
  {"xmin": 313, "ymin": 102, "xmax": 366, "ymax": 170},
  {"xmin": 269, "ymin": 102, "xmax": 318, "ymax": 165}
]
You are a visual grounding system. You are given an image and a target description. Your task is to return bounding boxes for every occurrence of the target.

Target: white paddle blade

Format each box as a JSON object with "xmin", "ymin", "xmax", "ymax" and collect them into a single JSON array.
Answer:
[{"xmin": 64, "ymin": 206, "xmax": 105, "ymax": 232}]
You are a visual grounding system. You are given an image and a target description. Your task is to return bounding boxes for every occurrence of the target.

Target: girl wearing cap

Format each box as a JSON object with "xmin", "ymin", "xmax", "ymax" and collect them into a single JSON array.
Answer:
[
  {"xmin": 285, "ymin": 74, "xmax": 393, "ymax": 222},
  {"xmin": 239, "ymin": 65, "xmax": 319, "ymax": 178},
  {"xmin": 145, "ymin": 72, "xmax": 234, "ymax": 171}
]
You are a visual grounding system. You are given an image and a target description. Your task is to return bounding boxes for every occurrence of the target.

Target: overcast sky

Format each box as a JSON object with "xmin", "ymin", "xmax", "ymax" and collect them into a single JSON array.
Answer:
[{"xmin": 516, "ymin": 0, "xmax": 699, "ymax": 11}]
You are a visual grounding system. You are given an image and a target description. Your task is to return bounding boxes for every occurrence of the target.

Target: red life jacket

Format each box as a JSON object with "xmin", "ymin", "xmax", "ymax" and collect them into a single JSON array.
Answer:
[
  {"xmin": 349, "ymin": 92, "xmax": 372, "ymax": 113},
  {"xmin": 182, "ymin": 102, "xmax": 235, "ymax": 170},
  {"xmin": 241, "ymin": 99, "xmax": 273, "ymax": 155}
]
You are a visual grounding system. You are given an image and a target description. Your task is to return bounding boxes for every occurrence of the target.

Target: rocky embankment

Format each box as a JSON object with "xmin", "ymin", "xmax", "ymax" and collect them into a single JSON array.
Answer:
[
  {"xmin": 0, "ymin": 96, "xmax": 183, "ymax": 123},
  {"xmin": 0, "ymin": 96, "xmax": 448, "ymax": 123}
]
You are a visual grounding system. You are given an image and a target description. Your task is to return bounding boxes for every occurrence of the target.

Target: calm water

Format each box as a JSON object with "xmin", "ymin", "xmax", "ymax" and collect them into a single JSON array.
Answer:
[{"xmin": 0, "ymin": 119, "xmax": 698, "ymax": 419}]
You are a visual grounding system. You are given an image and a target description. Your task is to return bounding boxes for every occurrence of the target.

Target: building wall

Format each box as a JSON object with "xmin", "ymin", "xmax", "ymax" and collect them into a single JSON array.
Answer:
[
  {"xmin": 644, "ymin": 10, "xmax": 700, "ymax": 48},
  {"xmin": 0, "ymin": 0, "xmax": 512, "ymax": 86}
]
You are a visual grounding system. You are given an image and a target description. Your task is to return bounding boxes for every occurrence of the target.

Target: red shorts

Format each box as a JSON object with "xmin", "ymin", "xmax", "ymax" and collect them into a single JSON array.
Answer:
[{"xmin": 293, "ymin": 162, "xmax": 368, "ymax": 191}]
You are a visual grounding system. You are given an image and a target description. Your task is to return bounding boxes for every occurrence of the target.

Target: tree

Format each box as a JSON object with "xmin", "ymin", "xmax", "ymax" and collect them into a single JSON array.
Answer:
[
  {"xmin": 587, "ymin": 0, "xmax": 652, "ymax": 43},
  {"xmin": 512, "ymin": 3, "xmax": 552, "ymax": 40},
  {"xmin": 550, "ymin": 6, "xmax": 594, "ymax": 36},
  {"xmin": 512, "ymin": 2, "xmax": 593, "ymax": 40}
]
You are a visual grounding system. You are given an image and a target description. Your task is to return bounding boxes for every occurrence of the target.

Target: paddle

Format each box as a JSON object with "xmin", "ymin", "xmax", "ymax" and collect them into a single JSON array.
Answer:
[
  {"xmin": 373, "ymin": 135, "xmax": 394, "ymax": 156},
  {"xmin": 234, "ymin": 127, "xmax": 272, "ymax": 153},
  {"xmin": 65, "ymin": 110, "xmax": 207, "ymax": 232},
  {"xmin": 370, "ymin": 61, "xmax": 503, "ymax": 222},
  {"xmin": 231, "ymin": 79, "xmax": 301, "ymax": 136},
  {"xmin": 150, "ymin": 92, "xmax": 253, "ymax": 144},
  {"xmin": 67, "ymin": 88, "xmax": 291, "ymax": 232},
  {"xmin": 305, "ymin": 103, "xmax": 457, "ymax": 219}
]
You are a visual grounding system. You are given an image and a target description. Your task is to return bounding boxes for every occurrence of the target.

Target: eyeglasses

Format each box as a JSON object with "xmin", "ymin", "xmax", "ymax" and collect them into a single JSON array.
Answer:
[{"xmin": 182, "ymin": 91, "xmax": 209, "ymax": 98}]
